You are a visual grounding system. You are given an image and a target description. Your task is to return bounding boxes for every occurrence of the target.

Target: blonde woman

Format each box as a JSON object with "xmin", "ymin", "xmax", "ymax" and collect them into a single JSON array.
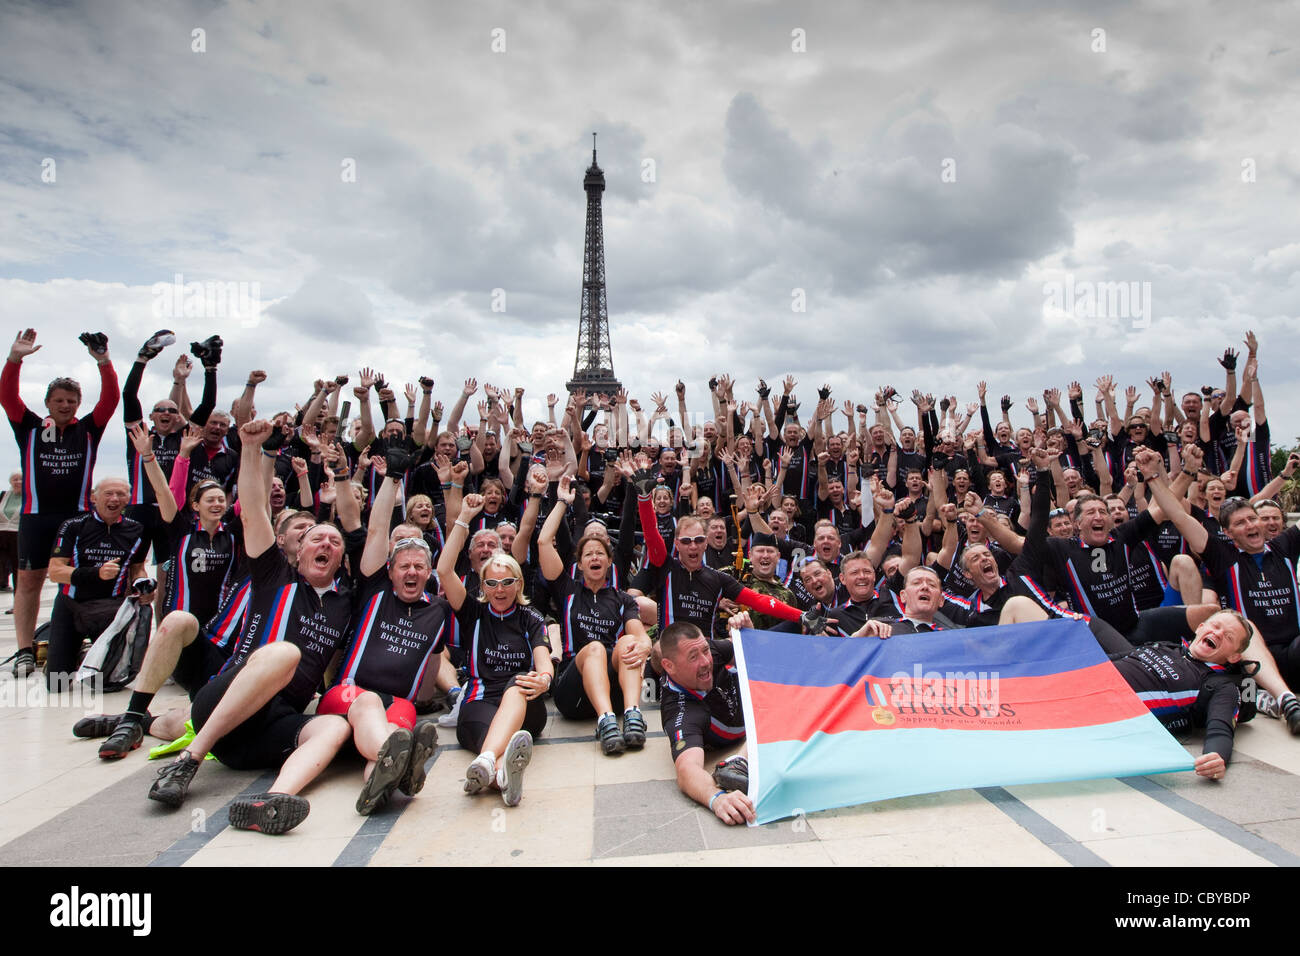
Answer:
[{"xmin": 436, "ymin": 493, "xmax": 553, "ymax": 807}]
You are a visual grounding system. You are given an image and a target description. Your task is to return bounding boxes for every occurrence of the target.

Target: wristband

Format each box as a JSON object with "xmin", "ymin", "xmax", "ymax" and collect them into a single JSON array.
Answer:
[
  {"xmin": 246, "ymin": 381, "xmax": 257, "ymax": 387},
  {"xmin": 141, "ymin": 454, "xmax": 156, "ymax": 463},
  {"xmin": 451, "ymin": 482, "xmax": 463, "ymax": 489},
  {"xmin": 262, "ymin": 449, "xmax": 278, "ymax": 458},
  {"xmin": 881, "ymin": 507, "xmax": 894, "ymax": 514},
  {"xmin": 708, "ymin": 790, "xmax": 726, "ymax": 811},
  {"xmin": 71, "ymin": 566, "xmax": 100, "ymax": 589},
  {"xmin": 454, "ymin": 520, "xmax": 470, "ymax": 530},
  {"xmin": 441, "ymin": 482, "xmax": 451, "ymax": 489}
]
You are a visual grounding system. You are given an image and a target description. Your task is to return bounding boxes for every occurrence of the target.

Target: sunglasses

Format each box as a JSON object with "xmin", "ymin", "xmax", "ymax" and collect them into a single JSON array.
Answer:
[
  {"xmin": 391, "ymin": 537, "xmax": 431, "ymax": 557},
  {"xmin": 152, "ymin": 406, "xmax": 179, "ymax": 414},
  {"xmin": 1126, "ymin": 424, "xmax": 1146, "ymax": 431},
  {"xmin": 1048, "ymin": 508, "xmax": 1068, "ymax": 519},
  {"xmin": 483, "ymin": 577, "xmax": 518, "ymax": 589},
  {"xmin": 677, "ymin": 534, "xmax": 708, "ymax": 546}
]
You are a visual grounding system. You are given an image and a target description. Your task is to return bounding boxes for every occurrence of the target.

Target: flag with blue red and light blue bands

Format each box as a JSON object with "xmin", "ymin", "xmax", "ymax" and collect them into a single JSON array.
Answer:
[{"xmin": 732, "ymin": 619, "xmax": 1194, "ymax": 826}]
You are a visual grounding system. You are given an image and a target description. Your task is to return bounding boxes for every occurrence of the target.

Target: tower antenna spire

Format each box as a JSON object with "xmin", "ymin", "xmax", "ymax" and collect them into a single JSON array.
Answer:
[{"xmin": 568, "ymin": 138, "xmax": 620, "ymax": 401}]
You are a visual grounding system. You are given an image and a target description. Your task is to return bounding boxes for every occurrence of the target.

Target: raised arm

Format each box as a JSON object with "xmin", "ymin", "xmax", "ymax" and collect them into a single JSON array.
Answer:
[
  {"xmin": 537, "ymin": 474, "xmax": 574, "ymax": 582},
  {"xmin": 237, "ymin": 420, "xmax": 277, "ymax": 558},
  {"xmin": 128, "ymin": 423, "xmax": 178, "ymax": 523},
  {"xmin": 1135, "ymin": 448, "xmax": 1208, "ymax": 554}
]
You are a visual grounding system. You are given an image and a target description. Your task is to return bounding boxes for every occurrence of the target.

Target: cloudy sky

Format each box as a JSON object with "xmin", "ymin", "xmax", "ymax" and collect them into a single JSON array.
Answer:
[{"xmin": 1, "ymin": 0, "xmax": 1298, "ymax": 480}]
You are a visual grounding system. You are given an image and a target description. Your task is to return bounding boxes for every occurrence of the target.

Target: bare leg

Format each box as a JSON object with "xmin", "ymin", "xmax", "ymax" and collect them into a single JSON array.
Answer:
[
  {"xmin": 348, "ymin": 691, "xmax": 399, "ymax": 781},
  {"xmin": 151, "ymin": 708, "xmax": 190, "ymax": 740},
  {"xmin": 481, "ymin": 686, "xmax": 528, "ymax": 773},
  {"xmin": 265, "ymin": 715, "xmax": 351, "ymax": 795},
  {"xmin": 613, "ymin": 636, "xmax": 645, "ymax": 707},
  {"xmin": 1168, "ymin": 555, "xmax": 1201, "ymax": 606},
  {"xmin": 14, "ymin": 568, "xmax": 45, "ymax": 651},
  {"xmin": 997, "ymin": 596, "xmax": 1048, "ymax": 624},
  {"xmin": 577, "ymin": 641, "xmax": 613, "ymax": 715},
  {"xmin": 134, "ymin": 611, "xmax": 199, "ymax": 694}
]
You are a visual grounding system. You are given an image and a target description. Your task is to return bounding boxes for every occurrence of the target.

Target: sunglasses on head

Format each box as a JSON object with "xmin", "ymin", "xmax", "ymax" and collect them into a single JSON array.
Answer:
[
  {"xmin": 483, "ymin": 577, "xmax": 518, "ymax": 589},
  {"xmin": 390, "ymin": 537, "xmax": 431, "ymax": 557},
  {"xmin": 1048, "ymin": 508, "xmax": 1068, "ymax": 519}
]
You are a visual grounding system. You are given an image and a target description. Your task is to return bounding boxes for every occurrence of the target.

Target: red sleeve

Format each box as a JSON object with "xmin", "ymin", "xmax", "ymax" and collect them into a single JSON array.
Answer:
[
  {"xmin": 737, "ymin": 586, "xmax": 802, "ymax": 622},
  {"xmin": 91, "ymin": 361, "xmax": 119, "ymax": 427},
  {"xmin": 0, "ymin": 360, "xmax": 27, "ymax": 423},
  {"xmin": 169, "ymin": 456, "xmax": 191, "ymax": 511},
  {"xmin": 637, "ymin": 493, "xmax": 667, "ymax": 567}
]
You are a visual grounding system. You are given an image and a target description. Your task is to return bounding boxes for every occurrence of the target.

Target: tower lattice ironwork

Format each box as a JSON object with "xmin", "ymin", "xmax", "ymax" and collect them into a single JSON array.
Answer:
[{"xmin": 567, "ymin": 134, "xmax": 621, "ymax": 399}]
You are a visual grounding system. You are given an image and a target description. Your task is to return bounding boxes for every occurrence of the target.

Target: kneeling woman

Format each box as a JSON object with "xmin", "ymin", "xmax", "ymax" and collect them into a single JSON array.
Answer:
[
  {"xmin": 437, "ymin": 494, "xmax": 553, "ymax": 807},
  {"xmin": 539, "ymin": 476, "xmax": 652, "ymax": 755}
]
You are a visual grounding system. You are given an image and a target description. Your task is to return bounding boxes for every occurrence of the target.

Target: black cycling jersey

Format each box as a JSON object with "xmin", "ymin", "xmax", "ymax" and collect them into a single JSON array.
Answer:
[
  {"xmin": 161, "ymin": 510, "xmax": 244, "ymax": 625},
  {"xmin": 219, "ymin": 546, "xmax": 355, "ymax": 712},
  {"xmin": 546, "ymin": 575, "xmax": 639, "ymax": 658},
  {"xmin": 333, "ymin": 570, "xmax": 451, "ymax": 700},
  {"xmin": 1112, "ymin": 641, "xmax": 1240, "ymax": 760},
  {"xmin": 662, "ymin": 638, "xmax": 744, "ymax": 760},
  {"xmin": 448, "ymin": 600, "xmax": 550, "ymax": 702},
  {"xmin": 50, "ymin": 512, "xmax": 148, "ymax": 600},
  {"xmin": 1198, "ymin": 526, "xmax": 1300, "ymax": 649}
]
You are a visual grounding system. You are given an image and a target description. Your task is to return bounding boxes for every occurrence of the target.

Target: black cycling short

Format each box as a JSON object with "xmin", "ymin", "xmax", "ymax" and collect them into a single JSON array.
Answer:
[
  {"xmin": 172, "ymin": 635, "xmax": 229, "ymax": 698},
  {"xmin": 43, "ymin": 594, "xmax": 123, "ymax": 688},
  {"xmin": 455, "ymin": 686, "xmax": 547, "ymax": 753},
  {"xmin": 1125, "ymin": 606, "xmax": 1193, "ymax": 646},
  {"xmin": 18, "ymin": 512, "xmax": 70, "ymax": 570},
  {"xmin": 190, "ymin": 661, "xmax": 315, "ymax": 771},
  {"xmin": 552, "ymin": 649, "xmax": 624, "ymax": 720},
  {"xmin": 125, "ymin": 504, "xmax": 169, "ymax": 564}
]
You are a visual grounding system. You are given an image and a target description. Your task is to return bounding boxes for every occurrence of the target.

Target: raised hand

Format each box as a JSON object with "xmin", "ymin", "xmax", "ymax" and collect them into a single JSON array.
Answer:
[
  {"xmin": 240, "ymin": 419, "xmax": 274, "ymax": 444},
  {"xmin": 1218, "ymin": 349, "xmax": 1238, "ymax": 372},
  {"xmin": 463, "ymin": 378, "xmax": 478, "ymax": 397},
  {"xmin": 179, "ymin": 424, "xmax": 203, "ymax": 456},
  {"xmin": 1244, "ymin": 330, "xmax": 1258, "ymax": 355},
  {"xmin": 1025, "ymin": 397, "xmax": 1040, "ymax": 415},
  {"xmin": 782, "ymin": 375, "xmax": 797, "ymax": 396},
  {"xmin": 1000, "ymin": 395, "xmax": 1013, "ymax": 413},
  {"xmin": 556, "ymin": 474, "xmax": 575, "ymax": 504},
  {"xmin": 1124, "ymin": 385, "xmax": 1138, "ymax": 405},
  {"xmin": 127, "ymin": 422, "xmax": 153, "ymax": 456},
  {"xmin": 173, "ymin": 354, "xmax": 193, "ymax": 380},
  {"xmin": 460, "ymin": 493, "xmax": 485, "ymax": 518},
  {"xmin": 977, "ymin": 380, "xmax": 988, "ymax": 402},
  {"xmin": 358, "ymin": 367, "xmax": 376, "ymax": 389},
  {"xmin": 8, "ymin": 328, "xmax": 40, "ymax": 362},
  {"xmin": 404, "ymin": 383, "xmax": 417, "ymax": 404},
  {"xmin": 1068, "ymin": 381, "xmax": 1083, "ymax": 401}
]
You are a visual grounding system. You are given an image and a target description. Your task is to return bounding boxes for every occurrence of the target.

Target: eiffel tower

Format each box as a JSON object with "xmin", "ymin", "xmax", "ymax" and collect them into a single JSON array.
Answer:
[{"xmin": 566, "ymin": 134, "xmax": 622, "ymax": 400}]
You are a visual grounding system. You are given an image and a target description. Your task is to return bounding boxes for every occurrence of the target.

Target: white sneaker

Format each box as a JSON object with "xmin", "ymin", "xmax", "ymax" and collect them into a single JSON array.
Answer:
[
  {"xmin": 437, "ymin": 686, "xmax": 463, "ymax": 729},
  {"xmin": 498, "ymin": 731, "xmax": 533, "ymax": 808},
  {"xmin": 464, "ymin": 751, "xmax": 495, "ymax": 795}
]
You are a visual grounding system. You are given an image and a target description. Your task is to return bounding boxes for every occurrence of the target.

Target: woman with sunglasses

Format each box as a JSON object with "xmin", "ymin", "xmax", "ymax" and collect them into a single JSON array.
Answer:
[
  {"xmin": 538, "ymin": 475, "xmax": 652, "ymax": 755},
  {"xmin": 436, "ymin": 493, "xmax": 552, "ymax": 807}
]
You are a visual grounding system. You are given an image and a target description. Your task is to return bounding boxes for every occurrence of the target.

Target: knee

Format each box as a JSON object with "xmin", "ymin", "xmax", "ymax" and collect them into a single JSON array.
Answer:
[
  {"xmin": 251, "ymin": 641, "xmax": 301, "ymax": 675},
  {"xmin": 576, "ymin": 641, "xmax": 605, "ymax": 664},
  {"xmin": 1169, "ymin": 554, "xmax": 1195, "ymax": 576},
  {"xmin": 157, "ymin": 611, "xmax": 199, "ymax": 644},
  {"xmin": 637, "ymin": 598, "xmax": 658, "ymax": 627},
  {"xmin": 320, "ymin": 714, "xmax": 353, "ymax": 747}
]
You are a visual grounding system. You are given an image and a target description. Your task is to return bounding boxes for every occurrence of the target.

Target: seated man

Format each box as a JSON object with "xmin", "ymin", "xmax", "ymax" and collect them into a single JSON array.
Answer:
[
  {"xmin": 315, "ymin": 450, "xmax": 447, "ymax": 815},
  {"xmin": 659, "ymin": 621, "xmax": 755, "ymax": 826},
  {"xmin": 146, "ymin": 419, "xmax": 362, "ymax": 835},
  {"xmin": 44, "ymin": 477, "xmax": 152, "ymax": 690},
  {"xmin": 72, "ymin": 509, "xmax": 316, "ymax": 758}
]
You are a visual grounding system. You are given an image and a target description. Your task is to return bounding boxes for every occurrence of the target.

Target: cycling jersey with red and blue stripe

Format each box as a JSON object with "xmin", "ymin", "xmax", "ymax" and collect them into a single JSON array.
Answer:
[
  {"xmin": 218, "ymin": 547, "xmax": 354, "ymax": 711},
  {"xmin": 333, "ymin": 572, "xmax": 450, "ymax": 700},
  {"xmin": 662, "ymin": 638, "xmax": 744, "ymax": 759}
]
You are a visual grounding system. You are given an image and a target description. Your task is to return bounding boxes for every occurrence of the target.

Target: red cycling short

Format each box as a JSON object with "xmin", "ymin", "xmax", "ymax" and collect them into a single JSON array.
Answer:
[{"xmin": 317, "ymin": 684, "xmax": 416, "ymax": 730}]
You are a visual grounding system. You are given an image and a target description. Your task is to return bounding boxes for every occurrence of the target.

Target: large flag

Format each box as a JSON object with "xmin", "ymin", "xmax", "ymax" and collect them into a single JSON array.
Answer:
[{"xmin": 733, "ymin": 619, "xmax": 1195, "ymax": 825}]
